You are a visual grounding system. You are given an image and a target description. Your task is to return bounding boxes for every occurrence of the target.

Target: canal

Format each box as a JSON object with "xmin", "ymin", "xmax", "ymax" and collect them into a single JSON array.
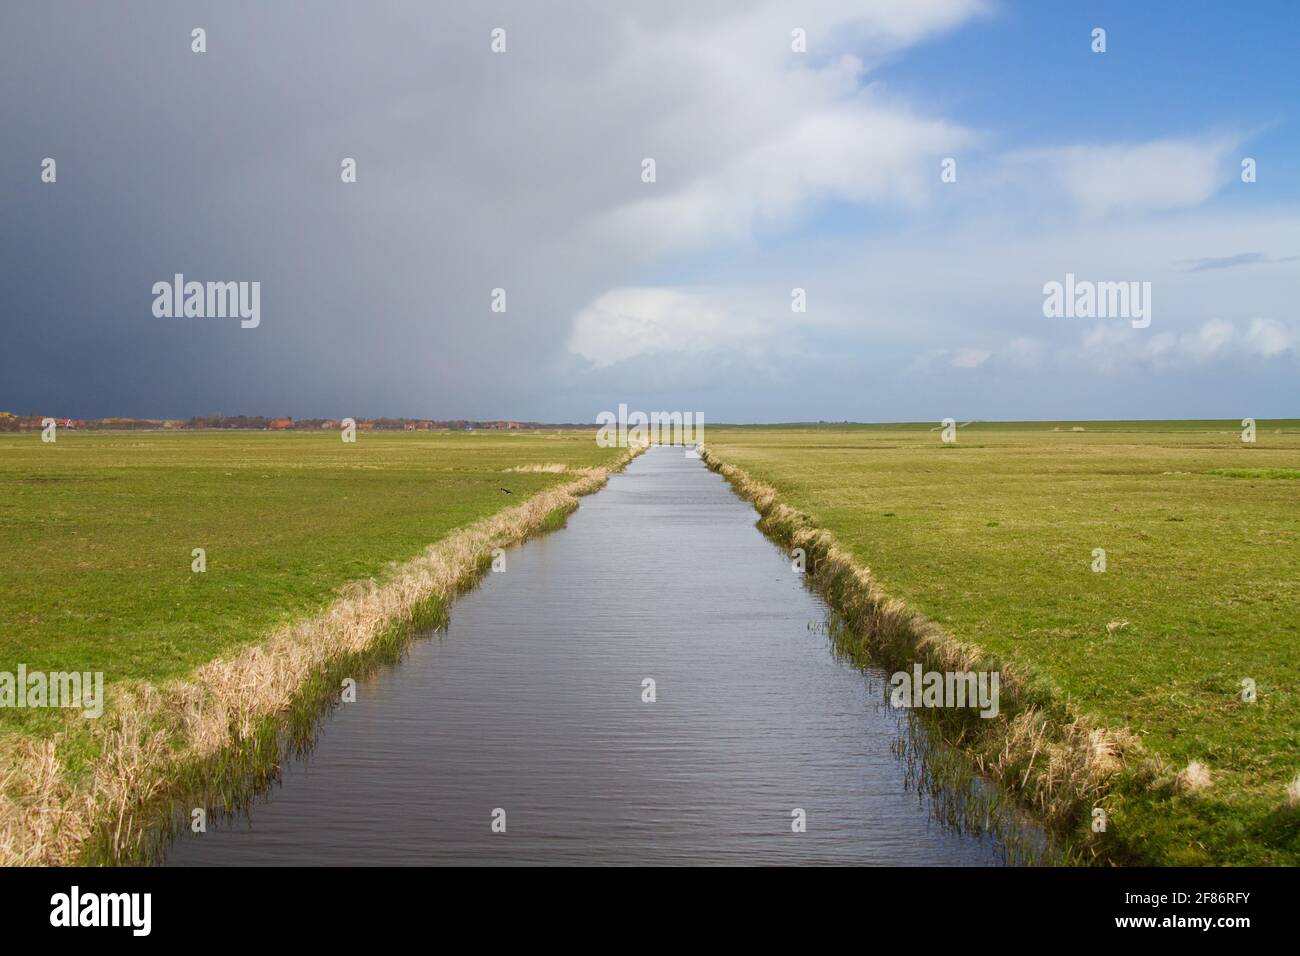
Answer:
[{"xmin": 166, "ymin": 446, "xmax": 1006, "ymax": 865}]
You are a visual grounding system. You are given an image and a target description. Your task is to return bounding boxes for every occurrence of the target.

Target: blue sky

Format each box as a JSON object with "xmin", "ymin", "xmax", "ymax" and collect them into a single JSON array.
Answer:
[
  {"xmin": 760, "ymin": 1, "xmax": 1300, "ymax": 248},
  {"xmin": 886, "ymin": 1, "xmax": 1299, "ymax": 155},
  {"xmin": 2, "ymin": 1, "xmax": 1298, "ymax": 422}
]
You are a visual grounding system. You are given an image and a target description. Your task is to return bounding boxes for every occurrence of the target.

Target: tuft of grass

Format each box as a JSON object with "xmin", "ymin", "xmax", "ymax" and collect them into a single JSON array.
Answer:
[
  {"xmin": 1175, "ymin": 761, "xmax": 1214, "ymax": 794},
  {"xmin": 504, "ymin": 462, "xmax": 570, "ymax": 473}
]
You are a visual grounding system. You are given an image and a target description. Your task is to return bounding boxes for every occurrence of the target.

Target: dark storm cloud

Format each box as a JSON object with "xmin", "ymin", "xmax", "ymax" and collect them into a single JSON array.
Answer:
[{"xmin": 0, "ymin": 2, "xmax": 666, "ymax": 419}]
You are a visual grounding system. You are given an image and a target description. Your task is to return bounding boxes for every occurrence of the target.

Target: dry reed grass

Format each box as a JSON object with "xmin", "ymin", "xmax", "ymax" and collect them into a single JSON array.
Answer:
[
  {"xmin": 0, "ymin": 453, "xmax": 635, "ymax": 865},
  {"xmin": 504, "ymin": 463, "xmax": 570, "ymax": 473}
]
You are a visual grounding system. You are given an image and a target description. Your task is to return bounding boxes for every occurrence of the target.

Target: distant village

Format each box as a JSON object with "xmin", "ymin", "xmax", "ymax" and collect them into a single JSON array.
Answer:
[{"xmin": 0, "ymin": 412, "xmax": 576, "ymax": 432}]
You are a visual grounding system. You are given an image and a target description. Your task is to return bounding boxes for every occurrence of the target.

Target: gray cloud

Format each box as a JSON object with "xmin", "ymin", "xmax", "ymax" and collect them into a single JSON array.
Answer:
[
  {"xmin": 1178, "ymin": 252, "xmax": 1300, "ymax": 272},
  {"xmin": 2, "ymin": 1, "xmax": 979, "ymax": 420}
]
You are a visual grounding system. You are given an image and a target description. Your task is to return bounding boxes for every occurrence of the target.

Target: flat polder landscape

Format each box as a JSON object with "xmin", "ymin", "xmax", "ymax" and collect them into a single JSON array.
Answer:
[{"xmin": 1, "ymin": 421, "xmax": 1296, "ymax": 866}]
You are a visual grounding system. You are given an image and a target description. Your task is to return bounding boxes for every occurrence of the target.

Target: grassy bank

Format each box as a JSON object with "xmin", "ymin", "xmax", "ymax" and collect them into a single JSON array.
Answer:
[
  {"xmin": 703, "ymin": 421, "xmax": 1300, "ymax": 865},
  {"xmin": 0, "ymin": 430, "xmax": 630, "ymax": 864}
]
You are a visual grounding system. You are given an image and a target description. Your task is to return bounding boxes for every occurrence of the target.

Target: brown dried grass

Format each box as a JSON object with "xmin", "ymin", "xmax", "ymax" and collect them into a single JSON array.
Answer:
[
  {"xmin": 1174, "ymin": 760, "xmax": 1213, "ymax": 794},
  {"xmin": 505, "ymin": 463, "xmax": 570, "ymax": 473}
]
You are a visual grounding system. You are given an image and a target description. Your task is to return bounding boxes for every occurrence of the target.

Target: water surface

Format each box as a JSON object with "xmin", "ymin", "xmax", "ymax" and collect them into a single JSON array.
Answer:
[{"xmin": 167, "ymin": 447, "xmax": 1005, "ymax": 865}]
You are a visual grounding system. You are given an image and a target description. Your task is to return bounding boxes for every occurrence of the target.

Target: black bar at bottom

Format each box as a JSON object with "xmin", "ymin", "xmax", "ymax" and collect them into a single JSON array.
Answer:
[{"xmin": 0, "ymin": 865, "xmax": 1287, "ymax": 941}]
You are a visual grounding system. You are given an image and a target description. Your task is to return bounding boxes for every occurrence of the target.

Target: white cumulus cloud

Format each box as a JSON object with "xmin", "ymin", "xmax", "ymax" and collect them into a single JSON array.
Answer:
[
  {"xmin": 568, "ymin": 287, "xmax": 771, "ymax": 368},
  {"xmin": 1008, "ymin": 137, "xmax": 1240, "ymax": 217}
]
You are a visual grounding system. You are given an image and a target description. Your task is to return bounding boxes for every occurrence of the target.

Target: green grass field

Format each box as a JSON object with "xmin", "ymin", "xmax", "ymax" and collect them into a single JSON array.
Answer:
[
  {"xmin": 705, "ymin": 420, "xmax": 1300, "ymax": 864},
  {"xmin": 0, "ymin": 430, "xmax": 621, "ymax": 736}
]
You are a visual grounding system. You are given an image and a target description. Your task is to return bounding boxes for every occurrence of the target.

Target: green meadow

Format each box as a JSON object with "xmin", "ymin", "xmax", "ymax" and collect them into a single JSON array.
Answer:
[
  {"xmin": 0, "ymin": 430, "xmax": 620, "ymax": 735},
  {"xmin": 705, "ymin": 420, "xmax": 1300, "ymax": 864}
]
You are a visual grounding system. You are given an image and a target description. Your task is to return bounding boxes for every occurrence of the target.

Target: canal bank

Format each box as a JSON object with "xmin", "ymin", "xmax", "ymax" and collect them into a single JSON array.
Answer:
[{"xmin": 698, "ymin": 445, "xmax": 1144, "ymax": 865}]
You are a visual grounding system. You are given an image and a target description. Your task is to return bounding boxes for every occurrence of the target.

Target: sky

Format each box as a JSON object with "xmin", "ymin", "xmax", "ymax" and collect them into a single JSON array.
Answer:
[{"xmin": 2, "ymin": 0, "xmax": 1297, "ymax": 423}]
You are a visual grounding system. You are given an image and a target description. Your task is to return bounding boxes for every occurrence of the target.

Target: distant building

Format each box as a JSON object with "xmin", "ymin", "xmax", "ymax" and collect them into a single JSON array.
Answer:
[{"xmin": 268, "ymin": 418, "xmax": 293, "ymax": 430}]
